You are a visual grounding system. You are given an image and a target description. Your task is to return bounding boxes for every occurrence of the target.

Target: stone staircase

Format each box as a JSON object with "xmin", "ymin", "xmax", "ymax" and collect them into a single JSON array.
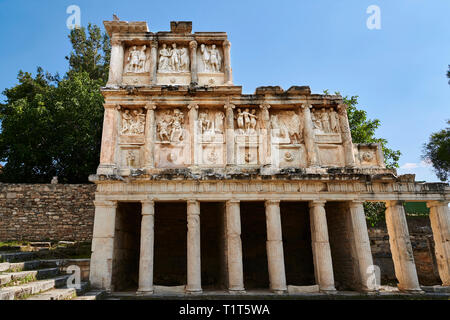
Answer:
[{"xmin": 0, "ymin": 252, "xmax": 104, "ymax": 300}]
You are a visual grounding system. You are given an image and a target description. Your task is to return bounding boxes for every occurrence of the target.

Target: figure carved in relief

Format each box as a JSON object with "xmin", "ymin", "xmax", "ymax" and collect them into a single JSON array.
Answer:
[
  {"xmin": 126, "ymin": 46, "xmax": 148, "ymax": 73},
  {"xmin": 126, "ymin": 150, "xmax": 136, "ymax": 167},
  {"xmin": 236, "ymin": 109, "xmax": 257, "ymax": 135},
  {"xmin": 311, "ymin": 110, "xmax": 322, "ymax": 133},
  {"xmin": 121, "ymin": 108, "xmax": 146, "ymax": 135},
  {"xmin": 158, "ymin": 43, "xmax": 190, "ymax": 73},
  {"xmin": 200, "ymin": 44, "xmax": 222, "ymax": 73},
  {"xmin": 157, "ymin": 119, "xmax": 171, "ymax": 142},
  {"xmin": 236, "ymin": 109, "xmax": 245, "ymax": 134},
  {"xmin": 159, "ymin": 44, "xmax": 171, "ymax": 71},
  {"xmin": 271, "ymin": 115, "xmax": 288, "ymax": 139},
  {"xmin": 271, "ymin": 112, "xmax": 302, "ymax": 144},
  {"xmin": 198, "ymin": 111, "xmax": 212, "ymax": 134},
  {"xmin": 214, "ymin": 112, "xmax": 225, "ymax": 134},
  {"xmin": 170, "ymin": 109, "xmax": 185, "ymax": 142},
  {"xmin": 330, "ymin": 110, "xmax": 340, "ymax": 133},
  {"xmin": 320, "ymin": 109, "xmax": 331, "ymax": 133}
]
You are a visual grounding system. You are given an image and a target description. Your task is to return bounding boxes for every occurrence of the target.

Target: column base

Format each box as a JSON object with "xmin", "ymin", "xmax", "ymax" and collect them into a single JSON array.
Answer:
[
  {"xmin": 271, "ymin": 290, "xmax": 287, "ymax": 295},
  {"xmin": 186, "ymin": 289, "xmax": 203, "ymax": 295},
  {"xmin": 319, "ymin": 288, "xmax": 337, "ymax": 294},
  {"xmin": 228, "ymin": 289, "xmax": 246, "ymax": 294},
  {"xmin": 137, "ymin": 289, "xmax": 154, "ymax": 295},
  {"xmin": 397, "ymin": 286, "xmax": 424, "ymax": 294}
]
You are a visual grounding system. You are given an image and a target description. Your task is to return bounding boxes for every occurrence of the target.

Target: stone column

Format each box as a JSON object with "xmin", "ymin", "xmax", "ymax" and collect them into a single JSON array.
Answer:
[
  {"xmin": 226, "ymin": 200, "xmax": 245, "ymax": 293},
  {"xmin": 188, "ymin": 104, "xmax": 199, "ymax": 166},
  {"xmin": 348, "ymin": 201, "xmax": 376, "ymax": 292},
  {"xmin": 224, "ymin": 103, "xmax": 236, "ymax": 166},
  {"xmin": 107, "ymin": 37, "xmax": 124, "ymax": 86},
  {"xmin": 150, "ymin": 40, "xmax": 158, "ymax": 85},
  {"xmin": 189, "ymin": 41, "xmax": 198, "ymax": 85},
  {"xmin": 385, "ymin": 201, "xmax": 422, "ymax": 292},
  {"xmin": 301, "ymin": 104, "xmax": 319, "ymax": 166},
  {"xmin": 309, "ymin": 200, "xmax": 336, "ymax": 292},
  {"xmin": 144, "ymin": 104, "xmax": 156, "ymax": 170},
  {"xmin": 337, "ymin": 104, "xmax": 356, "ymax": 167},
  {"xmin": 427, "ymin": 201, "xmax": 450, "ymax": 286},
  {"xmin": 89, "ymin": 201, "xmax": 117, "ymax": 291},
  {"xmin": 223, "ymin": 40, "xmax": 233, "ymax": 85},
  {"xmin": 186, "ymin": 200, "xmax": 202, "ymax": 293},
  {"xmin": 97, "ymin": 105, "xmax": 119, "ymax": 175},
  {"xmin": 265, "ymin": 200, "xmax": 287, "ymax": 293},
  {"xmin": 138, "ymin": 200, "xmax": 155, "ymax": 294}
]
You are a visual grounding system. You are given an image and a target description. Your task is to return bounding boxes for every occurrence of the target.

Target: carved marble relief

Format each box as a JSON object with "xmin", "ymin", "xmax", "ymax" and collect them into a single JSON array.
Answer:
[
  {"xmin": 235, "ymin": 108, "xmax": 259, "ymax": 135},
  {"xmin": 124, "ymin": 45, "xmax": 150, "ymax": 73},
  {"xmin": 158, "ymin": 43, "xmax": 190, "ymax": 73},
  {"xmin": 197, "ymin": 109, "xmax": 225, "ymax": 166},
  {"xmin": 311, "ymin": 108, "xmax": 340, "ymax": 134},
  {"xmin": 156, "ymin": 108, "xmax": 186, "ymax": 143},
  {"xmin": 120, "ymin": 108, "xmax": 146, "ymax": 135},
  {"xmin": 270, "ymin": 111, "xmax": 303, "ymax": 144},
  {"xmin": 198, "ymin": 44, "xmax": 222, "ymax": 73}
]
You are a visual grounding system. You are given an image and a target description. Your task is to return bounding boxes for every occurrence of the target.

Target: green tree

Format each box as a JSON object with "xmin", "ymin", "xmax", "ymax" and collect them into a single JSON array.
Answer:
[
  {"xmin": 447, "ymin": 65, "xmax": 450, "ymax": 84},
  {"xmin": 422, "ymin": 120, "xmax": 450, "ymax": 182},
  {"xmin": 0, "ymin": 24, "xmax": 110, "ymax": 183}
]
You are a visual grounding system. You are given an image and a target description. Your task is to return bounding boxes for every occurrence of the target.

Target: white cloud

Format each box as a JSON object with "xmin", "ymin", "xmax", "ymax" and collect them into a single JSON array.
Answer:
[{"xmin": 400, "ymin": 161, "xmax": 432, "ymax": 170}]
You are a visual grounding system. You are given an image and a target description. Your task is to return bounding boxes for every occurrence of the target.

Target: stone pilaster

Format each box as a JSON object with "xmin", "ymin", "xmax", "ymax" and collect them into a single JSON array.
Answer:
[
  {"xmin": 337, "ymin": 104, "xmax": 356, "ymax": 167},
  {"xmin": 427, "ymin": 201, "xmax": 450, "ymax": 286},
  {"xmin": 89, "ymin": 201, "xmax": 117, "ymax": 291},
  {"xmin": 189, "ymin": 41, "xmax": 198, "ymax": 85},
  {"xmin": 138, "ymin": 200, "xmax": 155, "ymax": 294},
  {"xmin": 385, "ymin": 200, "xmax": 422, "ymax": 292},
  {"xmin": 309, "ymin": 200, "xmax": 336, "ymax": 292},
  {"xmin": 348, "ymin": 201, "xmax": 376, "ymax": 292},
  {"xmin": 226, "ymin": 200, "xmax": 245, "ymax": 293},
  {"xmin": 97, "ymin": 105, "xmax": 119, "ymax": 175},
  {"xmin": 265, "ymin": 200, "xmax": 287, "ymax": 293},
  {"xmin": 224, "ymin": 103, "xmax": 235, "ymax": 166},
  {"xmin": 150, "ymin": 40, "xmax": 158, "ymax": 85},
  {"xmin": 188, "ymin": 103, "xmax": 199, "ymax": 166},
  {"xmin": 144, "ymin": 104, "xmax": 156, "ymax": 169},
  {"xmin": 107, "ymin": 37, "xmax": 124, "ymax": 86},
  {"xmin": 260, "ymin": 104, "xmax": 271, "ymax": 166},
  {"xmin": 186, "ymin": 200, "xmax": 202, "ymax": 293},
  {"xmin": 301, "ymin": 104, "xmax": 319, "ymax": 166},
  {"xmin": 223, "ymin": 40, "xmax": 232, "ymax": 85}
]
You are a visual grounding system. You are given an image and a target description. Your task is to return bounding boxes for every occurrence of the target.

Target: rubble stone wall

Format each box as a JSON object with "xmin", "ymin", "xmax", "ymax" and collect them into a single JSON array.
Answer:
[{"xmin": 0, "ymin": 184, "xmax": 96, "ymax": 242}]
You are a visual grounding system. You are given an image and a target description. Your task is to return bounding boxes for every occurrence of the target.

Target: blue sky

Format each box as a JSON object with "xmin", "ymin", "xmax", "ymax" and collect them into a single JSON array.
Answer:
[{"xmin": 0, "ymin": 0, "xmax": 448, "ymax": 181}]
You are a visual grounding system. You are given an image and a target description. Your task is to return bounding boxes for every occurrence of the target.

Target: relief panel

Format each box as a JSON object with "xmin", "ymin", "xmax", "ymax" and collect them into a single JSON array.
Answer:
[{"xmin": 122, "ymin": 45, "xmax": 151, "ymax": 85}]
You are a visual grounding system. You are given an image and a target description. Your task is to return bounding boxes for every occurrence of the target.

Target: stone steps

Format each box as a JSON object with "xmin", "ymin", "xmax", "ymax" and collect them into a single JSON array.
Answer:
[
  {"xmin": 26, "ymin": 288, "xmax": 77, "ymax": 300},
  {"xmin": 0, "ymin": 267, "xmax": 61, "ymax": 287},
  {"xmin": 5, "ymin": 260, "xmax": 61, "ymax": 272},
  {"xmin": 0, "ymin": 275, "xmax": 70, "ymax": 300},
  {"xmin": 0, "ymin": 251, "xmax": 41, "ymax": 263}
]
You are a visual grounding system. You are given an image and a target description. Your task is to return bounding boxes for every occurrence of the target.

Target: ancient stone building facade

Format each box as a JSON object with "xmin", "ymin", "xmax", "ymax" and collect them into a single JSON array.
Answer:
[{"xmin": 89, "ymin": 19, "xmax": 450, "ymax": 294}]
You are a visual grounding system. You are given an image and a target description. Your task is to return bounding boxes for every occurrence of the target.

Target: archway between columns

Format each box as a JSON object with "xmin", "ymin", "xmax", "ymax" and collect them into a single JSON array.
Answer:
[
  {"xmin": 111, "ymin": 202, "xmax": 142, "ymax": 292},
  {"xmin": 280, "ymin": 202, "xmax": 315, "ymax": 286},
  {"xmin": 241, "ymin": 202, "xmax": 270, "ymax": 290},
  {"xmin": 153, "ymin": 202, "xmax": 187, "ymax": 287}
]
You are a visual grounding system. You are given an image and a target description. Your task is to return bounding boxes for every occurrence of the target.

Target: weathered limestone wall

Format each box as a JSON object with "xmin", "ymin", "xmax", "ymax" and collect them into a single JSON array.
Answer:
[
  {"xmin": 370, "ymin": 217, "xmax": 441, "ymax": 286},
  {"xmin": 0, "ymin": 184, "xmax": 96, "ymax": 242}
]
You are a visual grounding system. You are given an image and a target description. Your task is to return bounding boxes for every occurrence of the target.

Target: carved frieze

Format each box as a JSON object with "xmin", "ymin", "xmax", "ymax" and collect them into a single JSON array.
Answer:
[
  {"xmin": 156, "ymin": 108, "xmax": 186, "ymax": 143},
  {"xmin": 124, "ymin": 45, "xmax": 150, "ymax": 74},
  {"xmin": 311, "ymin": 108, "xmax": 340, "ymax": 135},
  {"xmin": 158, "ymin": 43, "xmax": 190, "ymax": 73},
  {"xmin": 198, "ymin": 44, "xmax": 223, "ymax": 73},
  {"xmin": 120, "ymin": 108, "xmax": 146, "ymax": 136}
]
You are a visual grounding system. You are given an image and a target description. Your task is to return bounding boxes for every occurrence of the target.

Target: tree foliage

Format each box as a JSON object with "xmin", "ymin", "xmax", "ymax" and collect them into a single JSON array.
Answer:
[
  {"xmin": 0, "ymin": 24, "xmax": 110, "ymax": 183},
  {"xmin": 422, "ymin": 120, "xmax": 450, "ymax": 182}
]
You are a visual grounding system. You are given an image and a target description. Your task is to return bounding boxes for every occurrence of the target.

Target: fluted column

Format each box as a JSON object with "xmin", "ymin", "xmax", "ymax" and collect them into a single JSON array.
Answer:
[
  {"xmin": 385, "ymin": 201, "xmax": 422, "ymax": 292},
  {"xmin": 348, "ymin": 201, "xmax": 376, "ymax": 292},
  {"xmin": 138, "ymin": 200, "xmax": 155, "ymax": 294},
  {"xmin": 337, "ymin": 104, "xmax": 356, "ymax": 167},
  {"xmin": 224, "ymin": 103, "xmax": 235, "ymax": 166},
  {"xmin": 226, "ymin": 200, "xmax": 245, "ymax": 292},
  {"xmin": 144, "ymin": 104, "xmax": 156, "ymax": 169},
  {"xmin": 309, "ymin": 200, "xmax": 336, "ymax": 292},
  {"xmin": 265, "ymin": 200, "xmax": 287, "ymax": 293},
  {"xmin": 189, "ymin": 41, "xmax": 198, "ymax": 85},
  {"xmin": 223, "ymin": 40, "xmax": 232, "ymax": 85},
  {"xmin": 150, "ymin": 40, "xmax": 158, "ymax": 85},
  {"xmin": 186, "ymin": 200, "xmax": 202, "ymax": 293},
  {"xmin": 97, "ymin": 104, "xmax": 119, "ymax": 175},
  {"xmin": 89, "ymin": 201, "xmax": 117, "ymax": 291},
  {"xmin": 301, "ymin": 104, "xmax": 319, "ymax": 166},
  {"xmin": 427, "ymin": 201, "xmax": 450, "ymax": 286},
  {"xmin": 107, "ymin": 37, "xmax": 124, "ymax": 86}
]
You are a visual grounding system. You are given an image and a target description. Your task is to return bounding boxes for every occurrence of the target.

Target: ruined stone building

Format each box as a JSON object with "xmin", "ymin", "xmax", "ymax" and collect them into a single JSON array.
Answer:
[{"xmin": 89, "ymin": 19, "xmax": 450, "ymax": 295}]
